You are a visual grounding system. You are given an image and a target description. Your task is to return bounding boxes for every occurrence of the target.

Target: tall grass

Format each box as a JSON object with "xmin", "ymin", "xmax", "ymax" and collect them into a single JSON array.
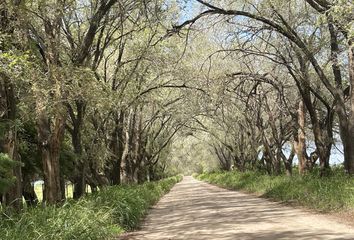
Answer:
[
  {"xmin": 197, "ymin": 169, "xmax": 354, "ymax": 212},
  {"xmin": 0, "ymin": 175, "xmax": 183, "ymax": 240}
]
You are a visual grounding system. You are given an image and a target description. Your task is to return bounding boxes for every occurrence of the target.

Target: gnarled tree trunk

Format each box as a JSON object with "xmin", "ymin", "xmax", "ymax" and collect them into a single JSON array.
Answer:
[{"xmin": 37, "ymin": 109, "xmax": 66, "ymax": 204}]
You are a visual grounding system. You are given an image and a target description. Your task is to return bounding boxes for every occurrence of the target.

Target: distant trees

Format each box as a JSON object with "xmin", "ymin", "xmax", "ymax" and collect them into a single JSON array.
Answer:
[{"xmin": 173, "ymin": 0, "xmax": 353, "ymax": 176}]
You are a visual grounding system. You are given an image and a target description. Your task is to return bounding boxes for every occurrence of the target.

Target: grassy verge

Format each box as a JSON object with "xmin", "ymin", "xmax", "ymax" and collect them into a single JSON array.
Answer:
[
  {"xmin": 0, "ymin": 175, "xmax": 183, "ymax": 240},
  {"xmin": 197, "ymin": 170, "xmax": 354, "ymax": 212}
]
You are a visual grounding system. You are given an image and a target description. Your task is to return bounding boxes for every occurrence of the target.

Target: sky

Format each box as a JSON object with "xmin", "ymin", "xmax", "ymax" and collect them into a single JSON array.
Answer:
[
  {"xmin": 177, "ymin": 0, "xmax": 199, "ymax": 23},
  {"xmin": 282, "ymin": 143, "xmax": 344, "ymax": 166}
]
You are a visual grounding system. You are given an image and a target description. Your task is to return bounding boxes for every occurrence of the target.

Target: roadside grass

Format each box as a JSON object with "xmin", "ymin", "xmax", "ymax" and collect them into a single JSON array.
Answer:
[
  {"xmin": 197, "ymin": 169, "xmax": 354, "ymax": 212},
  {"xmin": 0, "ymin": 175, "xmax": 183, "ymax": 240}
]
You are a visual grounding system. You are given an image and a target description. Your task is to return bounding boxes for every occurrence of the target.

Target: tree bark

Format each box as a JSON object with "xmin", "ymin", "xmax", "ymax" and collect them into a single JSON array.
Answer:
[
  {"xmin": 0, "ymin": 73, "xmax": 22, "ymax": 211},
  {"xmin": 110, "ymin": 110, "xmax": 124, "ymax": 185},
  {"xmin": 263, "ymin": 95, "xmax": 282, "ymax": 175},
  {"xmin": 344, "ymin": 41, "xmax": 354, "ymax": 174},
  {"xmin": 68, "ymin": 100, "xmax": 86, "ymax": 199},
  {"xmin": 131, "ymin": 109, "xmax": 143, "ymax": 183},
  {"xmin": 295, "ymin": 100, "xmax": 309, "ymax": 174},
  {"xmin": 121, "ymin": 109, "xmax": 132, "ymax": 183},
  {"xmin": 36, "ymin": 59, "xmax": 66, "ymax": 205},
  {"xmin": 37, "ymin": 110, "xmax": 66, "ymax": 204}
]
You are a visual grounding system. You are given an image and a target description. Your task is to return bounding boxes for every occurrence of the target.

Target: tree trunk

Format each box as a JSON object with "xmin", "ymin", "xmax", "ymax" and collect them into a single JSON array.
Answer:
[
  {"xmin": 264, "ymin": 97, "xmax": 281, "ymax": 175},
  {"xmin": 37, "ymin": 83, "xmax": 66, "ymax": 204},
  {"xmin": 37, "ymin": 13, "xmax": 67, "ymax": 204},
  {"xmin": 111, "ymin": 111, "xmax": 124, "ymax": 185},
  {"xmin": 70, "ymin": 101, "xmax": 86, "ymax": 199},
  {"xmin": 131, "ymin": 109, "xmax": 143, "ymax": 183},
  {"xmin": 0, "ymin": 73, "xmax": 22, "ymax": 211},
  {"xmin": 299, "ymin": 77, "xmax": 331, "ymax": 176},
  {"xmin": 37, "ymin": 112, "xmax": 65, "ymax": 204},
  {"xmin": 22, "ymin": 176, "xmax": 38, "ymax": 207},
  {"xmin": 295, "ymin": 100, "xmax": 309, "ymax": 174},
  {"xmin": 73, "ymin": 173, "xmax": 85, "ymax": 199},
  {"xmin": 262, "ymin": 134, "xmax": 278, "ymax": 175},
  {"xmin": 282, "ymin": 143, "xmax": 295, "ymax": 176},
  {"xmin": 290, "ymin": 50, "xmax": 333, "ymax": 176},
  {"xmin": 344, "ymin": 41, "xmax": 354, "ymax": 174},
  {"xmin": 121, "ymin": 109, "xmax": 133, "ymax": 183}
]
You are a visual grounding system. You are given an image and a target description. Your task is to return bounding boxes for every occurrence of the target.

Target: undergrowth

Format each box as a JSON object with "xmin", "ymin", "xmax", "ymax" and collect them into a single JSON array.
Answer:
[
  {"xmin": 0, "ymin": 175, "xmax": 183, "ymax": 240},
  {"xmin": 197, "ymin": 169, "xmax": 354, "ymax": 212}
]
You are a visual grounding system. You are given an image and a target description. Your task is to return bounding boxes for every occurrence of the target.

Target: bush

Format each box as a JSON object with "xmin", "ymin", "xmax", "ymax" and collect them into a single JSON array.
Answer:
[
  {"xmin": 0, "ymin": 153, "xmax": 22, "ymax": 194},
  {"xmin": 0, "ymin": 175, "xmax": 183, "ymax": 240},
  {"xmin": 197, "ymin": 170, "xmax": 354, "ymax": 212}
]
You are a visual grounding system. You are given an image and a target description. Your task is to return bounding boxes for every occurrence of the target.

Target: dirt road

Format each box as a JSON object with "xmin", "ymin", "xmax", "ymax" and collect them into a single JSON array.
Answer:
[{"xmin": 122, "ymin": 176, "xmax": 354, "ymax": 240}]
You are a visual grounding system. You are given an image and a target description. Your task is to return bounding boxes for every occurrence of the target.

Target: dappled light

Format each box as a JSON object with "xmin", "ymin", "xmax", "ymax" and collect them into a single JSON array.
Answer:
[
  {"xmin": 122, "ymin": 177, "xmax": 354, "ymax": 240},
  {"xmin": 1, "ymin": 0, "xmax": 354, "ymax": 239}
]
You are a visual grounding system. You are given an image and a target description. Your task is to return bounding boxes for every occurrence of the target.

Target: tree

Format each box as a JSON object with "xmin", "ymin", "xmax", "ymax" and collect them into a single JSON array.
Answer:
[{"xmin": 173, "ymin": 0, "xmax": 353, "ymax": 175}]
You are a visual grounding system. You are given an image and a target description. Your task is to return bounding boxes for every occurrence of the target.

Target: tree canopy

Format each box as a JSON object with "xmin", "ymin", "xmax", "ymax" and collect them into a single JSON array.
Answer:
[{"xmin": 0, "ymin": 0, "xmax": 353, "ymax": 210}]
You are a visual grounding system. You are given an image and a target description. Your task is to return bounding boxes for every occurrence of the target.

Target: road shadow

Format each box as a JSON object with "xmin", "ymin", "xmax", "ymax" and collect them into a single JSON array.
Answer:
[{"xmin": 118, "ymin": 176, "xmax": 354, "ymax": 240}]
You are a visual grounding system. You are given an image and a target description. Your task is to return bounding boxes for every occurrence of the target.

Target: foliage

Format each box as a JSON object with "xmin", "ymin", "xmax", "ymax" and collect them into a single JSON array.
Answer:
[
  {"xmin": 197, "ymin": 169, "xmax": 354, "ymax": 212},
  {"xmin": 1, "ymin": 0, "xmax": 354, "ymax": 221},
  {"xmin": 0, "ymin": 153, "xmax": 21, "ymax": 194},
  {"xmin": 0, "ymin": 175, "xmax": 183, "ymax": 240}
]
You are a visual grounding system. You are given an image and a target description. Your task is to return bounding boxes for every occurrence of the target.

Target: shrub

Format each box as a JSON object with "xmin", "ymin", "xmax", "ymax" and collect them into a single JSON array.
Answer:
[
  {"xmin": 0, "ymin": 153, "xmax": 22, "ymax": 194},
  {"xmin": 0, "ymin": 175, "xmax": 183, "ymax": 240}
]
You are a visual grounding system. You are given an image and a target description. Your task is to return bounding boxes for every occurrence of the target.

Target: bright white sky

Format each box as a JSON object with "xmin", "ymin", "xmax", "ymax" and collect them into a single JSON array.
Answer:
[{"xmin": 178, "ymin": 0, "xmax": 199, "ymax": 22}]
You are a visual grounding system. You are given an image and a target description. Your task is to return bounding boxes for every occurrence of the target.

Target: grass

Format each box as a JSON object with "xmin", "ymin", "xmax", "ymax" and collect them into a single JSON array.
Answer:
[
  {"xmin": 197, "ymin": 169, "xmax": 354, "ymax": 212},
  {"xmin": 0, "ymin": 175, "xmax": 183, "ymax": 240}
]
